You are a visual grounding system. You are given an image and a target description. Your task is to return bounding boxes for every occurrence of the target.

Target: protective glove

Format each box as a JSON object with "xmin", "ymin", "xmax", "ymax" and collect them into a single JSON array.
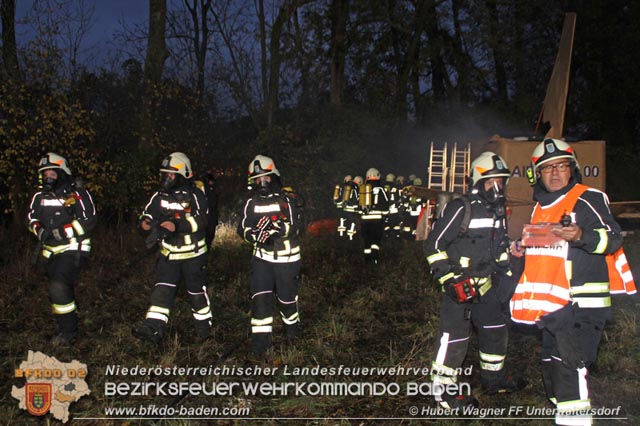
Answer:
[
  {"xmin": 536, "ymin": 304, "xmax": 586, "ymax": 369},
  {"xmin": 254, "ymin": 216, "xmax": 274, "ymax": 244},
  {"xmin": 430, "ymin": 259, "xmax": 455, "ymax": 280},
  {"xmin": 48, "ymin": 223, "xmax": 75, "ymax": 242},
  {"xmin": 51, "ymin": 228, "xmax": 64, "ymax": 241},
  {"xmin": 36, "ymin": 227, "xmax": 50, "ymax": 242}
]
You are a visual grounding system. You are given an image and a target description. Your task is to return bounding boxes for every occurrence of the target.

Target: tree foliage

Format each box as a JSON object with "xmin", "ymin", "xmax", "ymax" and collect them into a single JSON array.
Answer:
[
  {"xmin": 1, "ymin": 0, "xmax": 640, "ymax": 224},
  {"xmin": 0, "ymin": 80, "xmax": 115, "ymax": 219}
]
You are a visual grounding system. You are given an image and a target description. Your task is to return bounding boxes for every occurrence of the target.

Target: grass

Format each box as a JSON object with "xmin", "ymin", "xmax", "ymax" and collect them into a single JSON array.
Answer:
[{"xmin": 1, "ymin": 223, "xmax": 639, "ymax": 425}]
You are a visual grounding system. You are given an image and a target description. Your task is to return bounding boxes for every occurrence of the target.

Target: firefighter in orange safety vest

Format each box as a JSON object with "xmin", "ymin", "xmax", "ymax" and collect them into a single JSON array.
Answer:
[
  {"xmin": 424, "ymin": 151, "xmax": 525, "ymax": 409},
  {"xmin": 27, "ymin": 153, "xmax": 97, "ymax": 346},
  {"xmin": 510, "ymin": 138, "xmax": 623, "ymax": 426},
  {"xmin": 238, "ymin": 155, "xmax": 302, "ymax": 355},
  {"xmin": 132, "ymin": 152, "xmax": 213, "ymax": 344}
]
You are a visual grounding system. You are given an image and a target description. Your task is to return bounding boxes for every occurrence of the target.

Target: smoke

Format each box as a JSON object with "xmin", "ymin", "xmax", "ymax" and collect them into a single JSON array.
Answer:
[{"xmin": 357, "ymin": 108, "xmax": 531, "ymax": 182}]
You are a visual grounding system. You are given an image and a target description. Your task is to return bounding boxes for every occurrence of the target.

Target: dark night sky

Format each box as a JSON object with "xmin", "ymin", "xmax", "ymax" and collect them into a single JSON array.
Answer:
[{"xmin": 15, "ymin": 0, "xmax": 148, "ymax": 59}]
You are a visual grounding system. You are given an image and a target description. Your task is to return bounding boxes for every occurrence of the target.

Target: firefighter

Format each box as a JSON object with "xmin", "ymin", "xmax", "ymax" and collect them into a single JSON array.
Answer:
[
  {"xmin": 383, "ymin": 173, "xmax": 400, "ymax": 238},
  {"xmin": 424, "ymin": 151, "xmax": 524, "ymax": 409},
  {"xmin": 405, "ymin": 177, "xmax": 425, "ymax": 238},
  {"xmin": 238, "ymin": 155, "xmax": 301, "ymax": 355},
  {"xmin": 335, "ymin": 175, "xmax": 351, "ymax": 237},
  {"xmin": 133, "ymin": 152, "xmax": 212, "ymax": 344},
  {"xmin": 359, "ymin": 168, "xmax": 389, "ymax": 265},
  {"xmin": 27, "ymin": 153, "xmax": 97, "ymax": 345},
  {"xmin": 204, "ymin": 170, "xmax": 219, "ymax": 248},
  {"xmin": 339, "ymin": 175, "xmax": 362, "ymax": 241},
  {"xmin": 393, "ymin": 175, "xmax": 406, "ymax": 237},
  {"xmin": 510, "ymin": 139, "xmax": 623, "ymax": 426}
]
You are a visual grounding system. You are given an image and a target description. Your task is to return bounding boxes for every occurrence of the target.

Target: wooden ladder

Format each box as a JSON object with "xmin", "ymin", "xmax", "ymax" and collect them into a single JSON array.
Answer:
[
  {"xmin": 449, "ymin": 143, "xmax": 471, "ymax": 193},
  {"xmin": 427, "ymin": 142, "xmax": 448, "ymax": 191}
]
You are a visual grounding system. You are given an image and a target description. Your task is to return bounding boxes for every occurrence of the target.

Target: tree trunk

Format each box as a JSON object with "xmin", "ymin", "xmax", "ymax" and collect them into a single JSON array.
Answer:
[
  {"xmin": 265, "ymin": 1, "xmax": 296, "ymax": 130},
  {"xmin": 140, "ymin": 0, "xmax": 169, "ymax": 153},
  {"xmin": 329, "ymin": 0, "xmax": 348, "ymax": 108},
  {"xmin": 486, "ymin": 0, "xmax": 508, "ymax": 107},
  {"xmin": 1, "ymin": 0, "xmax": 21, "ymax": 81},
  {"xmin": 425, "ymin": 0, "xmax": 447, "ymax": 103},
  {"xmin": 258, "ymin": 0, "xmax": 268, "ymax": 109},
  {"xmin": 184, "ymin": 0, "xmax": 213, "ymax": 101},
  {"xmin": 397, "ymin": 0, "xmax": 429, "ymax": 120}
]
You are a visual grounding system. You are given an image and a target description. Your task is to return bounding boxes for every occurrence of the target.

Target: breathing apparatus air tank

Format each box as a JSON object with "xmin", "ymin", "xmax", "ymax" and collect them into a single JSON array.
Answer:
[
  {"xmin": 342, "ymin": 184, "xmax": 352, "ymax": 203},
  {"xmin": 359, "ymin": 183, "xmax": 373, "ymax": 210},
  {"xmin": 333, "ymin": 184, "xmax": 342, "ymax": 204}
]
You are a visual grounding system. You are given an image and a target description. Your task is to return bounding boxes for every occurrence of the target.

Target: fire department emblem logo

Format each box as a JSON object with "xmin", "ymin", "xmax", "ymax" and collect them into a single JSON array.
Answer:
[{"xmin": 25, "ymin": 383, "xmax": 52, "ymax": 416}]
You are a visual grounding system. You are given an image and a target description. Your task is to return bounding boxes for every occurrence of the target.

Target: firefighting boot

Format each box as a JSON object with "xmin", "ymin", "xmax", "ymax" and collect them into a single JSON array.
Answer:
[
  {"xmin": 285, "ymin": 322, "xmax": 301, "ymax": 344},
  {"xmin": 51, "ymin": 332, "xmax": 77, "ymax": 347},
  {"xmin": 132, "ymin": 321, "xmax": 163, "ymax": 344},
  {"xmin": 194, "ymin": 324, "xmax": 212, "ymax": 342},
  {"xmin": 481, "ymin": 372, "xmax": 527, "ymax": 395},
  {"xmin": 52, "ymin": 312, "xmax": 78, "ymax": 346},
  {"xmin": 251, "ymin": 333, "xmax": 272, "ymax": 355},
  {"xmin": 437, "ymin": 393, "xmax": 479, "ymax": 410}
]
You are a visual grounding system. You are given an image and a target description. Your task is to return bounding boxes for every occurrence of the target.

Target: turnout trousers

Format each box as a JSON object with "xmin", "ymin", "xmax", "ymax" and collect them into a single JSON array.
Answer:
[
  {"xmin": 541, "ymin": 307, "xmax": 609, "ymax": 426},
  {"xmin": 143, "ymin": 253, "xmax": 212, "ymax": 337},
  {"xmin": 431, "ymin": 288, "xmax": 509, "ymax": 396},
  {"xmin": 360, "ymin": 218, "xmax": 384, "ymax": 264},
  {"xmin": 45, "ymin": 252, "xmax": 86, "ymax": 337},
  {"xmin": 249, "ymin": 256, "xmax": 301, "ymax": 353}
]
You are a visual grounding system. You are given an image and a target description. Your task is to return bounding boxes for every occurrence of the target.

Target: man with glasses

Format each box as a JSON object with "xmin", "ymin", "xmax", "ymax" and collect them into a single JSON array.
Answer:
[{"xmin": 510, "ymin": 138, "xmax": 622, "ymax": 426}]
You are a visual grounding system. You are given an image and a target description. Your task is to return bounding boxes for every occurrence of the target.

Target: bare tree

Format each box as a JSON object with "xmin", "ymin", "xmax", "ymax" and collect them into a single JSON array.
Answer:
[
  {"xmin": 18, "ymin": 0, "xmax": 95, "ymax": 83},
  {"xmin": 264, "ymin": 0, "xmax": 298, "ymax": 129},
  {"xmin": 1, "ymin": 0, "xmax": 21, "ymax": 81},
  {"xmin": 56, "ymin": 0, "xmax": 95, "ymax": 82},
  {"xmin": 485, "ymin": 0, "xmax": 508, "ymax": 106},
  {"xmin": 210, "ymin": 0, "xmax": 262, "ymax": 129},
  {"xmin": 140, "ymin": 0, "xmax": 169, "ymax": 152},
  {"xmin": 329, "ymin": 0, "xmax": 348, "ymax": 108},
  {"xmin": 167, "ymin": 0, "xmax": 214, "ymax": 99}
]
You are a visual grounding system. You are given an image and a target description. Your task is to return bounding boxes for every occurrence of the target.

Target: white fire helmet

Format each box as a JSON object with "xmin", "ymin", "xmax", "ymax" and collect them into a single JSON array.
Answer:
[
  {"xmin": 471, "ymin": 151, "xmax": 511, "ymax": 186},
  {"xmin": 160, "ymin": 152, "xmax": 193, "ymax": 178},
  {"xmin": 531, "ymin": 138, "xmax": 579, "ymax": 172},
  {"xmin": 248, "ymin": 154, "xmax": 280, "ymax": 179},
  {"xmin": 365, "ymin": 168, "xmax": 381, "ymax": 181},
  {"xmin": 38, "ymin": 152, "xmax": 71, "ymax": 175}
]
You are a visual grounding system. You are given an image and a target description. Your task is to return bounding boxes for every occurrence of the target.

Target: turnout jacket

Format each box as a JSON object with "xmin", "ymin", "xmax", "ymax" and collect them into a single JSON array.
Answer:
[
  {"xmin": 342, "ymin": 181, "xmax": 360, "ymax": 213},
  {"xmin": 140, "ymin": 183, "xmax": 208, "ymax": 260},
  {"xmin": 238, "ymin": 190, "xmax": 301, "ymax": 263},
  {"xmin": 511, "ymin": 181, "xmax": 622, "ymax": 324},
  {"xmin": 359, "ymin": 181, "xmax": 390, "ymax": 219},
  {"xmin": 27, "ymin": 180, "xmax": 96, "ymax": 259},
  {"xmin": 424, "ymin": 191, "xmax": 510, "ymax": 295}
]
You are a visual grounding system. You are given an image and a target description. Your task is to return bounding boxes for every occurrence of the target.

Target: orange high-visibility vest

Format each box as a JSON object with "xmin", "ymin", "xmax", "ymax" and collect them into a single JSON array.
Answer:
[
  {"xmin": 607, "ymin": 247, "xmax": 637, "ymax": 295},
  {"xmin": 511, "ymin": 184, "xmax": 588, "ymax": 324},
  {"xmin": 512, "ymin": 183, "xmax": 635, "ymax": 324}
]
